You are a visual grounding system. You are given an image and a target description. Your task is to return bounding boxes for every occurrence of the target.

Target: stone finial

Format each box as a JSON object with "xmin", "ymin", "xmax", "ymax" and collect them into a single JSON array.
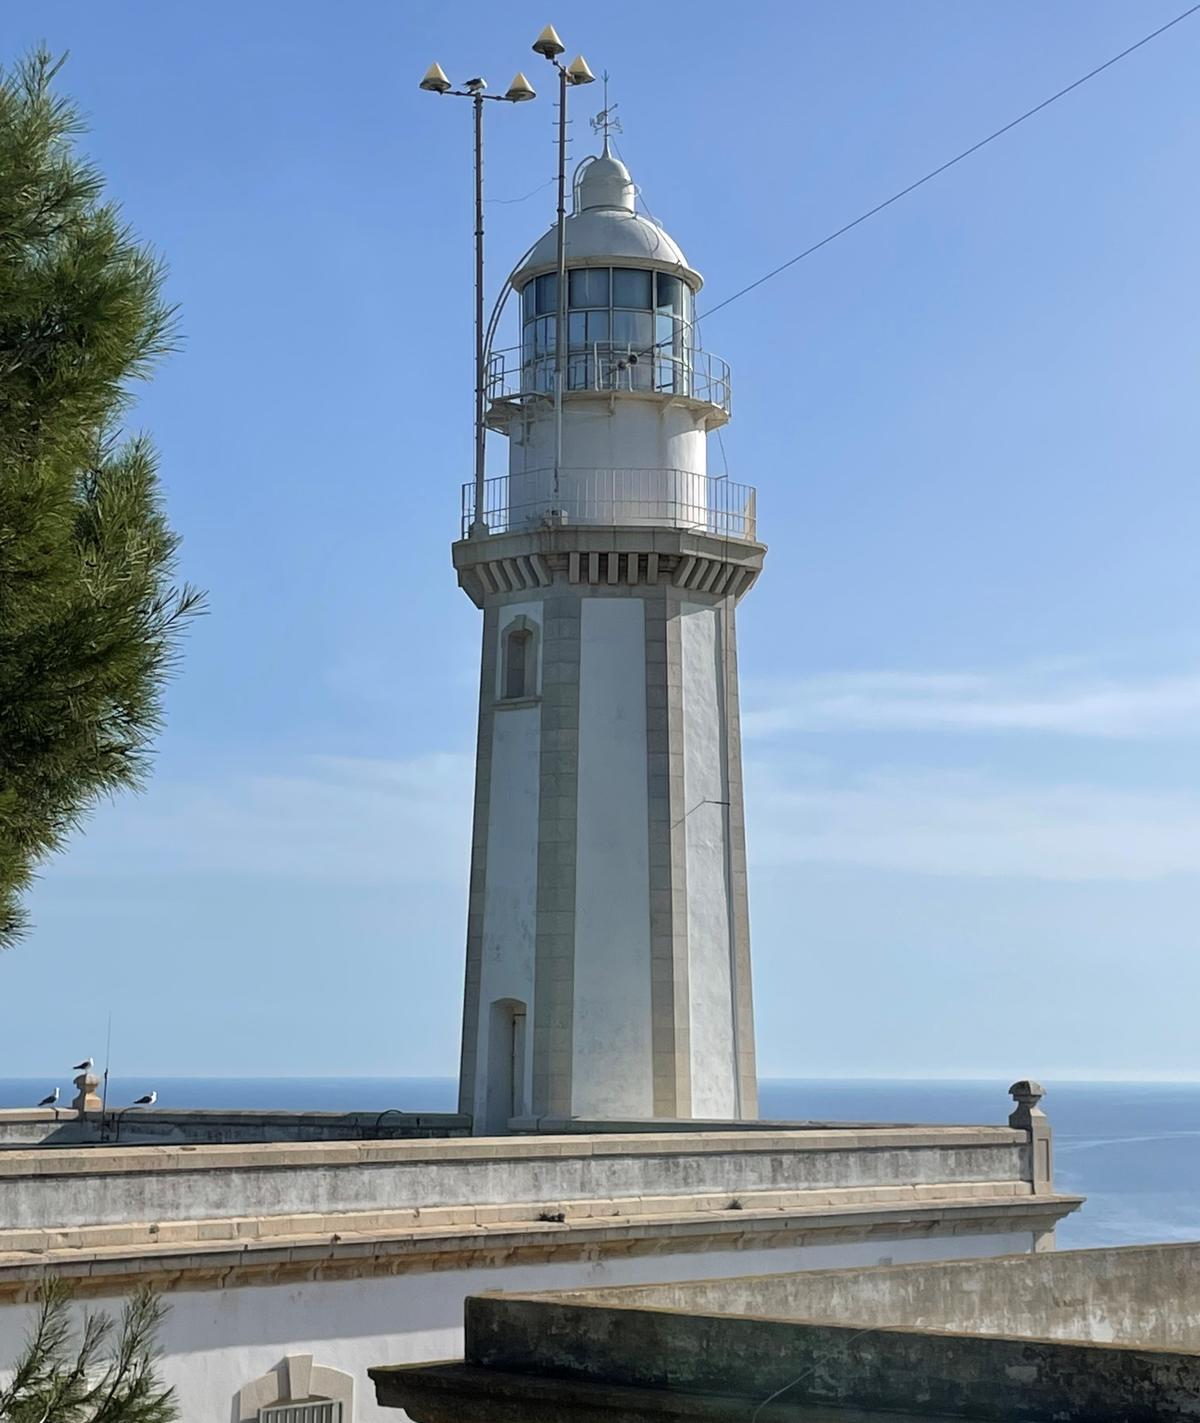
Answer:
[
  {"xmin": 1008, "ymin": 1079, "xmax": 1046, "ymax": 1129},
  {"xmin": 1009, "ymin": 1079, "xmax": 1053, "ymax": 1199},
  {"xmin": 72, "ymin": 1072, "xmax": 102, "ymax": 1113}
]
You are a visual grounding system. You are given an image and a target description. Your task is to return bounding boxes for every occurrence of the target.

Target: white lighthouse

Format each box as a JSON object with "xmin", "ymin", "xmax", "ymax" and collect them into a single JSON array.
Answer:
[{"xmin": 455, "ymin": 142, "xmax": 764, "ymax": 1132}]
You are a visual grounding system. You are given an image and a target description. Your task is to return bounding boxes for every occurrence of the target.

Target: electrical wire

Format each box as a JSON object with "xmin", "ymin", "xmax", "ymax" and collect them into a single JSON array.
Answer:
[
  {"xmin": 700, "ymin": 3, "xmax": 1200, "ymax": 323},
  {"xmin": 485, "ymin": 176, "xmax": 556, "ymax": 206}
]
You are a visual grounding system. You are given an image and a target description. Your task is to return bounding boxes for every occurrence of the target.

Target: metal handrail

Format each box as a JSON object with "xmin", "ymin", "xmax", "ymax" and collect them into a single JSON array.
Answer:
[
  {"xmin": 460, "ymin": 468, "xmax": 757, "ymax": 541},
  {"xmin": 486, "ymin": 343, "xmax": 732, "ymax": 416}
]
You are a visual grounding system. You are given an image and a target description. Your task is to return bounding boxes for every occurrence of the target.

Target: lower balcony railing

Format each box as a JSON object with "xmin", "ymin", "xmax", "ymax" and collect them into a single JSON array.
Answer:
[{"xmin": 460, "ymin": 469, "xmax": 757, "ymax": 542}]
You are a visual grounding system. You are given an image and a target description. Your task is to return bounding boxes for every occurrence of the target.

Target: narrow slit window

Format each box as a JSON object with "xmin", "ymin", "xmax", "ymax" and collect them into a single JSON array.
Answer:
[{"xmin": 504, "ymin": 629, "xmax": 531, "ymax": 699}]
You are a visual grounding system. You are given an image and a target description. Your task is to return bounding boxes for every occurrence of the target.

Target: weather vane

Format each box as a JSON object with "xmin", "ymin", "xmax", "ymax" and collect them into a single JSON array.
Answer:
[{"xmin": 590, "ymin": 70, "xmax": 621, "ymax": 152}]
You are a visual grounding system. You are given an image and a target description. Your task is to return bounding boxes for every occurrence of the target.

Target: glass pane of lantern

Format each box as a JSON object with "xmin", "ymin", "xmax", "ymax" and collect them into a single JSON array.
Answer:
[
  {"xmin": 612, "ymin": 267, "xmax": 652, "ymax": 309},
  {"xmin": 612, "ymin": 309, "xmax": 652, "ymax": 349},
  {"xmin": 535, "ymin": 272, "xmax": 558, "ymax": 315},
  {"xmin": 569, "ymin": 267, "xmax": 610, "ymax": 309},
  {"xmin": 522, "ymin": 282, "xmax": 536, "ymax": 322},
  {"xmin": 680, "ymin": 283, "xmax": 694, "ymax": 330},
  {"xmin": 655, "ymin": 273, "xmax": 681, "ymax": 314}
]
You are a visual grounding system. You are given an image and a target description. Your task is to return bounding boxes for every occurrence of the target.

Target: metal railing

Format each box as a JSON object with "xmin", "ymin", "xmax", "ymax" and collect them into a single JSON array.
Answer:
[
  {"xmin": 260, "ymin": 1403, "xmax": 341, "ymax": 1423},
  {"xmin": 460, "ymin": 468, "xmax": 757, "ymax": 541},
  {"xmin": 486, "ymin": 343, "xmax": 732, "ymax": 417}
]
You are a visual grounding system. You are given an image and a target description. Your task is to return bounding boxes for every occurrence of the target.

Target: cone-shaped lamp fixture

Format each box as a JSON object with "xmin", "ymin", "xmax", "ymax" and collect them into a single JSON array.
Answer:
[
  {"xmin": 532, "ymin": 24, "xmax": 565, "ymax": 58},
  {"xmin": 420, "ymin": 62, "xmax": 452, "ymax": 94},
  {"xmin": 505, "ymin": 71, "xmax": 537, "ymax": 102},
  {"xmin": 566, "ymin": 54, "xmax": 596, "ymax": 85}
]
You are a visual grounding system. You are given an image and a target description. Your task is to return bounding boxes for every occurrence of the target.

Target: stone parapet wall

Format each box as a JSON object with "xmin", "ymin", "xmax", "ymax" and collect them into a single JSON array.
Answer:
[
  {"xmin": 568, "ymin": 1240, "xmax": 1200, "ymax": 1350},
  {"xmin": 0, "ymin": 1126, "xmax": 1031, "ymax": 1230},
  {"xmin": 373, "ymin": 1249, "xmax": 1200, "ymax": 1423},
  {"xmin": 0, "ymin": 1108, "xmax": 469, "ymax": 1150}
]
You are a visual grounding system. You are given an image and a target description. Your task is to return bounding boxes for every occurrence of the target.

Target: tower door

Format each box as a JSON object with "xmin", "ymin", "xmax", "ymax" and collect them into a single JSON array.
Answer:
[
  {"xmin": 510, "ymin": 1008, "xmax": 527, "ymax": 1119},
  {"xmin": 484, "ymin": 998, "xmax": 527, "ymax": 1135}
]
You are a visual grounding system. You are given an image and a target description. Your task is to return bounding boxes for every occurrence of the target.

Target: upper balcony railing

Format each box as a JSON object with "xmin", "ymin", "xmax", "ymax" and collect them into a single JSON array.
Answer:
[
  {"xmin": 460, "ymin": 468, "xmax": 757, "ymax": 542},
  {"xmin": 486, "ymin": 343, "xmax": 732, "ymax": 419}
]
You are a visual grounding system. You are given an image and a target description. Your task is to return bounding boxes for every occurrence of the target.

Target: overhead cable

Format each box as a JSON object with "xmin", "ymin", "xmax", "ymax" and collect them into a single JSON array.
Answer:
[{"xmin": 700, "ymin": 4, "xmax": 1200, "ymax": 322}]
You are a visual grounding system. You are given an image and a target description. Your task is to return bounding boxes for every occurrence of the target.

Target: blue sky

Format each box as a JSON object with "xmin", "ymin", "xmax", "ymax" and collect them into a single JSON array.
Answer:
[{"xmin": 3, "ymin": 2, "xmax": 1199, "ymax": 1083}]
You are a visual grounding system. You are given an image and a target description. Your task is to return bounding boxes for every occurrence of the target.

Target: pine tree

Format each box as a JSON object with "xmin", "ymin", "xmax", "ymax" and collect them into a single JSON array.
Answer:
[
  {"xmin": 0, "ymin": 50, "xmax": 202, "ymax": 948},
  {"xmin": 0, "ymin": 1283, "xmax": 177, "ymax": 1422}
]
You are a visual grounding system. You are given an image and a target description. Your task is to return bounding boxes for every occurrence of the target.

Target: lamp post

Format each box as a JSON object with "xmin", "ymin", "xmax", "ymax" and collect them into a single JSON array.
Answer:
[
  {"xmin": 530, "ymin": 26, "xmax": 595, "ymax": 500},
  {"xmin": 420, "ymin": 62, "xmax": 536, "ymax": 537}
]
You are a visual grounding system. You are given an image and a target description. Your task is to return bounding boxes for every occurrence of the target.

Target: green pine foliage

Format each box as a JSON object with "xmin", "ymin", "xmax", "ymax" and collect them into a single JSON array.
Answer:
[
  {"xmin": 0, "ymin": 50, "xmax": 202, "ymax": 948},
  {"xmin": 0, "ymin": 1282, "xmax": 177, "ymax": 1422}
]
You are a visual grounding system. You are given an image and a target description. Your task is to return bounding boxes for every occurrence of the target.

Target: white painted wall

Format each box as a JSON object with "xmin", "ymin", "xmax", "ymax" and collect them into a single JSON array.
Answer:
[
  {"xmin": 515, "ymin": 399, "xmax": 707, "ymax": 477},
  {"xmin": 573, "ymin": 597, "xmax": 653, "ymax": 1118},
  {"xmin": 0, "ymin": 1230, "xmax": 1037, "ymax": 1423},
  {"xmin": 474, "ymin": 600, "xmax": 543, "ymax": 1131},
  {"xmin": 680, "ymin": 602, "xmax": 738, "ymax": 1118},
  {"xmin": 509, "ymin": 400, "xmax": 709, "ymax": 531}
]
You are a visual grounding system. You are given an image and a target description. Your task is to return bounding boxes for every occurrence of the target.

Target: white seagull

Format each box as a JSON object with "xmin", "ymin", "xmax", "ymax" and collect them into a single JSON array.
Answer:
[
  {"xmin": 72, "ymin": 1057, "xmax": 93, "ymax": 1072},
  {"xmin": 37, "ymin": 1087, "xmax": 59, "ymax": 1107},
  {"xmin": 132, "ymin": 1090, "xmax": 157, "ymax": 1107}
]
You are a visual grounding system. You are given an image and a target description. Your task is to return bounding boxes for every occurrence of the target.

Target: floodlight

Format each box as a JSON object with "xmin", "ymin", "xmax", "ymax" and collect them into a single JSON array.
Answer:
[
  {"xmin": 505, "ymin": 72, "xmax": 537, "ymax": 102},
  {"xmin": 420, "ymin": 62, "xmax": 452, "ymax": 94},
  {"xmin": 532, "ymin": 24, "xmax": 565, "ymax": 59},
  {"xmin": 566, "ymin": 55, "xmax": 596, "ymax": 85}
]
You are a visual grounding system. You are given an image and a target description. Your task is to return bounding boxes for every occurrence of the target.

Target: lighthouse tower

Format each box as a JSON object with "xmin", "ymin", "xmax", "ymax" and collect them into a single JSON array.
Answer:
[{"xmin": 455, "ymin": 145, "xmax": 764, "ymax": 1132}]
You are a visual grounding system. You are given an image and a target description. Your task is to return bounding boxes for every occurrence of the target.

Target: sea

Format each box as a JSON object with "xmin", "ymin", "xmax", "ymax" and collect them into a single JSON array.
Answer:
[{"xmin": 3, "ymin": 1076, "xmax": 1197, "ymax": 1253}]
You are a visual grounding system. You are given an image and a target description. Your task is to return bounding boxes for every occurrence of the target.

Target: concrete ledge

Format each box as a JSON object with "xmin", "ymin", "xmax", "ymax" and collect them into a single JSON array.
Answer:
[
  {"xmin": 0, "ymin": 1193, "xmax": 1081, "ymax": 1301},
  {"xmin": 0, "ymin": 1107, "xmax": 469, "ymax": 1150},
  {"xmin": 0, "ymin": 1125, "xmax": 1026, "ymax": 1178},
  {"xmin": 0, "ymin": 1178, "xmax": 1039, "ymax": 1254},
  {"xmin": 562, "ymin": 1240, "xmax": 1200, "ymax": 1349},
  {"xmin": 447, "ymin": 1285, "xmax": 1200, "ymax": 1422},
  {"xmin": 513, "ymin": 1116, "xmax": 967, "ymax": 1134},
  {"xmin": 371, "ymin": 1362, "xmax": 942, "ymax": 1423}
]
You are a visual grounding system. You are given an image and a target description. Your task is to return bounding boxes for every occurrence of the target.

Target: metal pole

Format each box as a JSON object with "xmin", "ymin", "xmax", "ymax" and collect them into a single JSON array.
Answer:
[
  {"xmin": 552, "ymin": 63, "xmax": 568, "ymax": 500},
  {"xmin": 472, "ymin": 92, "xmax": 487, "ymax": 535}
]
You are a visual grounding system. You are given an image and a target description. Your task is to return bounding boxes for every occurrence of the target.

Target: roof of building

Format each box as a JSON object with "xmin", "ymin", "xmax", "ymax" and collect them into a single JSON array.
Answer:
[
  {"xmin": 371, "ymin": 1242, "xmax": 1200, "ymax": 1422},
  {"xmin": 515, "ymin": 151, "xmax": 699, "ymax": 288}
]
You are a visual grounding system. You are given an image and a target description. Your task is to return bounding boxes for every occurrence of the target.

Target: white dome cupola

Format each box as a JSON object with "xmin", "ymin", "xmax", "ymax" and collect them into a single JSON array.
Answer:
[
  {"xmin": 575, "ymin": 150, "xmax": 636, "ymax": 213},
  {"xmin": 515, "ymin": 151, "xmax": 696, "ymax": 280}
]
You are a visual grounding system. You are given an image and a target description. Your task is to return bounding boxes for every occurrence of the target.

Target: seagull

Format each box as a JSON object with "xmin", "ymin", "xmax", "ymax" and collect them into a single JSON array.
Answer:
[
  {"xmin": 37, "ymin": 1088, "xmax": 59, "ymax": 1107},
  {"xmin": 131, "ymin": 1090, "xmax": 157, "ymax": 1107},
  {"xmin": 72, "ymin": 1057, "xmax": 93, "ymax": 1072}
]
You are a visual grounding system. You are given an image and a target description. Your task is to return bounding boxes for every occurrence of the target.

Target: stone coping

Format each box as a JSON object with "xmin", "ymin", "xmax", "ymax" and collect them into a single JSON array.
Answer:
[
  {"xmin": 0, "ymin": 1125, "xmax": 1024, "ymax": 1179},
  {"xmin": 0, "ymin": 1108, "xmax": 466, "ymax": 1125},
  {"xmin": 511, "ymin": 1116, "xmax": 982, "ymax": 1134},
  {"xmin": 0, "ymin": 1179, "xmax": 1039, "ymax": 1254},
  {"xmin": 0, "ymin": 1109, "xmax": 83, "ymax": 1124},
  {"xmin": 0, "ymin": 1193, "xmax": 1082, "ymax": 1300}
]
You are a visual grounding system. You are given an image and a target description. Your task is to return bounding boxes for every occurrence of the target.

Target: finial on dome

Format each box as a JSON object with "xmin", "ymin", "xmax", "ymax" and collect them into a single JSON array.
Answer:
[{"xmin": 590, "ymin": 71, "xmax": 622, "ymax": 160}]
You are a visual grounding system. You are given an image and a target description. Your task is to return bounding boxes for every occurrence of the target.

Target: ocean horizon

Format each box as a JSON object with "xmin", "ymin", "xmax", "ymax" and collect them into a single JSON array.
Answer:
[{"xmin": 4, "ymin": 1075, "xmax": 1197, "ymax": 1253}]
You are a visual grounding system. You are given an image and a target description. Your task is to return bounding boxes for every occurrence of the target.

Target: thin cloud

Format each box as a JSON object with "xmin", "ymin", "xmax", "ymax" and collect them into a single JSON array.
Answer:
[
  {"xmin": 746, "ymin": 765, "xmax": 1200, "ymax": 882},
  {"xmin": 743, "ymin": 668, "xmax": 1200, "ymax": 739},
  {"xmin": 56, "ymin": 752, "xmax": 474, "ymax": 886}
]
